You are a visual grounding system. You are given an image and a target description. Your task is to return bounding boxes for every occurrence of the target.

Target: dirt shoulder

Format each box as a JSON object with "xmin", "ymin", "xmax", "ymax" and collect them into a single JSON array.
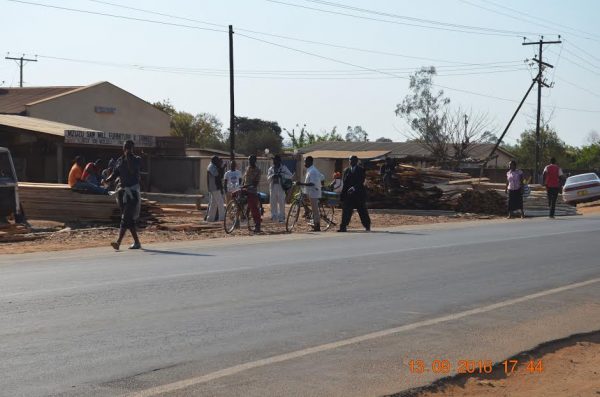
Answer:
[
  {"xmin": 0, "ymin": 209, "xmax": 493, "ymax": 255},
  {"xmin": 390, "ymin": 331, "xmax": 600, "ymax": 397}
]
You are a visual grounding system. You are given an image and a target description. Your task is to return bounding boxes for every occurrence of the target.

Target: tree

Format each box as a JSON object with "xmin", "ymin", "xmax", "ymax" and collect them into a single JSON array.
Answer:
[
  {"xmin": 375, "ymin": 137, "xmax": 393, "ymax": 142},
  {"xmin": 586, "ymin": 130, "xmax": 600, "ymax": 145},
  {"xmin": 153, "ymin": 100, "xmax": 225, "ymax": 148},
  {"xmin": 446, "ymin": 107, "xmax": 498, "ymax": 163},
  {"xmin": 234, "ymin": 116, "xmax": 283, "ymax": 155},
  {"xmin": 195, "ymin": 113, "xmax": 225, "ymax": 149},
  {"xmin": 285, "ymin": 125, "xmax": 344, "ymax": 149},
  {"xmin": 345, "ymin": 125, "xmax": 368, "ymax": 142},
  {"xmin": 512, "ymin": 126, "xmax": 574, "ymax": 169},
  {"xmin": 395, "ymin": 67, "xmax": 450, "ymax": 163},
  {"xmin": 395, "ymin": 68, "xmax": 499, "ymax": 165},
  {"xmin": 152, "ymin": 99, "xmax": 176, "ymax": 117},
  {"xmin": 574, "ymin": 144, "xmax": 600, "ymax": 170}
]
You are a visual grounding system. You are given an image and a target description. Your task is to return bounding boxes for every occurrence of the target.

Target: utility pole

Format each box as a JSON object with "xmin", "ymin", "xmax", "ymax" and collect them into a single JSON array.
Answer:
[
  {"xmin": 522, "ymin": 36, "xmax": 561, "ymax": 183},
  {"xmin": 5, "ymin": 54, "xmax": 37, "ymax": 87},
  {"xmin": 228, "ymin": 25, "xmax": 235, "ymax": 161},
  {"xmin": 480, "ymin": 71, "xmax": 541, "ymax": 177}
]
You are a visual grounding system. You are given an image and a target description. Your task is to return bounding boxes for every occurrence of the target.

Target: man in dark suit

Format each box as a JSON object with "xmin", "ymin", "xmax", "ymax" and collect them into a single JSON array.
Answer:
[{"xmin": 338, "ymin": 155, "xmax": 371, "ymax": 232}]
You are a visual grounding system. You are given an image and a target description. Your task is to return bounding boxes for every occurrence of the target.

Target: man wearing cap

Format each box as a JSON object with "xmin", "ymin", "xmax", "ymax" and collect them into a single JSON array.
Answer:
[{"xmin": 338, "ymin": 155, "xmax": 371, "ymax": 232}]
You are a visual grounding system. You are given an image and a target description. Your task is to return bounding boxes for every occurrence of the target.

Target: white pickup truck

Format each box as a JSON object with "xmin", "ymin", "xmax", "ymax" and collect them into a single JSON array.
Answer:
[{"xmin": 0, "ymin": 147, "xmax": 25, "ymax": 223}]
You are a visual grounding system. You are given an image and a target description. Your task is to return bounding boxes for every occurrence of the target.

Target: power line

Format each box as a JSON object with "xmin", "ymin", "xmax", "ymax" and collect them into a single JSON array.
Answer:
[
  {"xmin": 17, "ymin": 0, "xmax": 521, "ymax": 66},
  {"xmin": 86, "ymin": 0, "xmax": 224, "ymax": 28},
  {"xmin": 4, "ymin": 54, "xmax": 37, "ymax": 87},
  {"xmin": 32, "ymin": 53, "xmax": 525, "ymax": 75},
  {"xmin": 561, "ymin": 47, "xmax": 600, "ymax": 70},
  {"xmin": 265, "ymin": 0, "xmax": 530, "ymax": 37},
  {"xmin": 84, "ymin": 0, "xmax": 529, "ymax": 65},
  {"xmin": 237, "ymin": 32, "xmax": 599, "ymax": 113},
  {"xmin": 6, "ymin": 0, "xmax": 227, "ymax": 33},
  {"xmin": 298, "ymin": 0, "xmax": 543, "ymax": 36},
  {"xmin": 458, "ymin": 0, "xmax": 594, "ymax": 42},
  {"xmin": 565, "ymin": 39, "xmax": 600, "ymax": 63},
  {"xmin": 547, "ymin": 49, "xmax": 600, "ymax": 77},
  {"xmin": 556, "ymin": 75, "xmax": 600, "ymax": 100},
  {"xmin": 478, "ymin": 0, "xmax": 600, "ymax": 41}
]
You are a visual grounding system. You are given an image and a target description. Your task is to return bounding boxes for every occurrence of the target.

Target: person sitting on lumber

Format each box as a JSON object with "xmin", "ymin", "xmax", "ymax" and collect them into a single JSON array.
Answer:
[
  {"xmin": 68, "ymin": 156, "xmax": 108, "ymax": 195},
  {"xmin": 101, "ymin": 158, "xmax": 117, "ymax": 191},
  {"xmin": 105, "ymin": 140, "xmax": 142, "ymax": 250},
  {"xmin": 82, "ymin": 159, "xmax": 103, "ymax": 186}
]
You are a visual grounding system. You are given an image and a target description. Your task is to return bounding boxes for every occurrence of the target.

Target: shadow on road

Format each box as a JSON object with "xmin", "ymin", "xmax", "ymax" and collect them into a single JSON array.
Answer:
[{"xmin": 141, "ymin": 249, "xmax": 214, "ymax": 257}]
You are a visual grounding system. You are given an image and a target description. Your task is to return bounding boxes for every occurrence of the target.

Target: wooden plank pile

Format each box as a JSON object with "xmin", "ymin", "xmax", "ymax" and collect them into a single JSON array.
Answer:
[
  {"xmin": 18, "ymin": 182, "xmax": 163, "ymax": 226},
  {"xmin": 365, "ymin": 164, "xmax": 473, "ymax": 210},
  {"xmin": 0, "ymin": 222, "xmax": 35, "ymax": 242},
  {"xmin": 364, "ymin": 163, "xmax": 579, "ymax": 216}
]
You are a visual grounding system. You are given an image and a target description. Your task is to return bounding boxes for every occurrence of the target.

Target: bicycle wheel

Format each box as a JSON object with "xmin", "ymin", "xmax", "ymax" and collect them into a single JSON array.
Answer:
[
  {"xmin": 224, "ymin": 201, "xmax": 241, "ymax": 234},
  {"xmin": 319, "ymin": 202, "xmax": 335, "ymax": 231},
  {"xmin": 285, "ymin": 200, "xmax": 301, "ymax": 232}
]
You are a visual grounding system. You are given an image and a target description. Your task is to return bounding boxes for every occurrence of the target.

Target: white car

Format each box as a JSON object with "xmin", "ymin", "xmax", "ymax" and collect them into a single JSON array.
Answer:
[{"xmin": 562, "ymin": 173, "xmax": 600, "ymax": 205}]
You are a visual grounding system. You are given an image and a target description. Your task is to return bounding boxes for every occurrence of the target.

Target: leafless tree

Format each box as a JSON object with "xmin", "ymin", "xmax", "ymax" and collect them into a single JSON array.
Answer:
[{"xmin": 446, "ymin": 107, "xmax": 498, "ymax": 164}]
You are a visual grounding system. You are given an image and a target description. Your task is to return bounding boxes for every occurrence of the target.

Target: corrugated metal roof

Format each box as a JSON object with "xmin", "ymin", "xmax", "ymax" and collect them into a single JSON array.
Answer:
[
  {"xmin": 304, "ymin": 149, "xmax": 391, "ymax": 159},
  {"xmin": 299, "ymin": 141, "xmax": 514, "ymax": 161},
  {"xmin": 0, "ymin": 86, "xmax": 82, "ymax": 114},
  {"xmin": 0, "ymin": 114, "xmax": 97, "ymax": 137}
]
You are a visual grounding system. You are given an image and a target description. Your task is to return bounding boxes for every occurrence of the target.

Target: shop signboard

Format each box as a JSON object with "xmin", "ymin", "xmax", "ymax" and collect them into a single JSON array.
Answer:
[{"xmin": 64, "ymin": 130, "xmax": 156, "ymax": 148}]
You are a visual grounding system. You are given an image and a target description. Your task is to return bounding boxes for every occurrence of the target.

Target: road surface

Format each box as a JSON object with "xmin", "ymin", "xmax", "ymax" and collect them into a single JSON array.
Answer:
[{"xmin": 1, "ymin": 216, "xmax": 599, "ymax": 396}]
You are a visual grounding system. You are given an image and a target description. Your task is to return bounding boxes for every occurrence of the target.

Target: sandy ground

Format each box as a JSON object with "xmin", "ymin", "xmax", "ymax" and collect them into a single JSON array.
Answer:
[
  {"xmin": 398, "ymin": 331, "xmax": 600, "ymax": 397},
  {"xmin": 0, "ymin": 207, "xmax": 486, "ymax": 255}
]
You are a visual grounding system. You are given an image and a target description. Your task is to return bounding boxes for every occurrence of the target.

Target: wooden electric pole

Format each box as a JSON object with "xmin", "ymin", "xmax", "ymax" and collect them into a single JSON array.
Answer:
[
  {"xmin": 522, "ymin": 36, "xmax": 561, "ymax": 183},
  {"xmin": 5, "ymin": 54, "xmax": 37, "ymax": 87},
  {"xmin": 229, "ymin": 25, "xmax": 235, "ymax": 160}
]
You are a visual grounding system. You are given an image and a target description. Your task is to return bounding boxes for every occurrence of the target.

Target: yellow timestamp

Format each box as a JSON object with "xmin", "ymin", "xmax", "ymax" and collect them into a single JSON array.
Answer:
[{"xmin": 408, "ymin": 359, "xmax": 543, "ymax": 375}]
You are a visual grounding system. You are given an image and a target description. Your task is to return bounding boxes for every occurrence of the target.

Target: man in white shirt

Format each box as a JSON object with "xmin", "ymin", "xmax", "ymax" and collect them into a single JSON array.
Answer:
[
  {"xmin": 302, "ymin": 156, "xmax": 324, "ymax": 231},
  {"xmin": 206, "ymin": 156, "xmax": 224, "ymax": 222},
  {"xmin": 223, "ymin": 160, "xmax": 242, "ymax": 202},
  {"xmin": 267, "ymin": 155, "xmax": 293, "ymax": 222}
]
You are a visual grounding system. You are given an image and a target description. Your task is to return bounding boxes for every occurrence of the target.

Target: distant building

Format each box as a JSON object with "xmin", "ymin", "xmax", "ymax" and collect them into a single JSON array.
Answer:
[
  {"xmin": 0, "ymin": 82, "xmax": 182, "ymax": 184},
  {"xmin": 297, "ymin": 141, "xmax": 514, "ymax": 182}
]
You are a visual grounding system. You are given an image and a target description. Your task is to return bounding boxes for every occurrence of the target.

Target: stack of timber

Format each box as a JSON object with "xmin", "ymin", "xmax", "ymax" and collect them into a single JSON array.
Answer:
[
  {"xmin": 364, "ymin": 163, "xmax": 579, "ymax": 216},
  {"xmin": 18, "ymin": 182, "xmax": 163, "ymax": 226},
  {"xmin": 522, "ymin": 190, "xmax": 578, "ymax": 217},
  {"xmin": 365, "ymin": 164, "xmax": 473, "ymax": 210},
  {"xmin": 0, "ymin": 223, "xmax": 35, "ymax": 242}
]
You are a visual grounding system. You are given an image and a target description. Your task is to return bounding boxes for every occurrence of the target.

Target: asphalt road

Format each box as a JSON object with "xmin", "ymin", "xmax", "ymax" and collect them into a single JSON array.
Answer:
[{"xmin": 1, "ymin": 216, "xmax": 599, "ymax": 397}]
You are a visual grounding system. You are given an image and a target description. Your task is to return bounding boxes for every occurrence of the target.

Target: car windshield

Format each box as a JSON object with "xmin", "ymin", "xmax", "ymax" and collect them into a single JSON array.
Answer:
[
  {"xmin": 567, "ymin": 173, "xmax": 598, "ymax": 184},
  {"xmin": 0, "ymin": 153, "xmax": 16, "ymax": 183}
]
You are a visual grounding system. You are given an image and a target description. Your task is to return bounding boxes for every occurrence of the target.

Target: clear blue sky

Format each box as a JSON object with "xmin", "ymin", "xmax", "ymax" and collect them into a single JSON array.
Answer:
[{"xmin": 1, "ymin": 0, "xmax": 599, "ymax": 146}]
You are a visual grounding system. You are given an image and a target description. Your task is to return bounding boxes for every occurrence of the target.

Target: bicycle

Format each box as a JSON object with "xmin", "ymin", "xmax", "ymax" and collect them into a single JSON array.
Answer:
[
  {"xmin": 285, "ymin": 182, "xmax": 337, "ymax": 232},
  {"xmin": 223, "ymin": 187, "xmax": 265, "ymax": 234}
]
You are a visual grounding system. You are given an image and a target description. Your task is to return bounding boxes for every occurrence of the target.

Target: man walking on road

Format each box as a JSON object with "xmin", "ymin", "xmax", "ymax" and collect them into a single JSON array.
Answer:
[
  {"xmin": 543, "ymin": 157, "xmax": 564, "ymax": 219},
  {"xmin": 267, "ymin": 154, "xmax": 293, "ymax": 223},
  {"xmin": 338, "ymin": 155, "xmax": 371, "ymax": 232},
  {"xmin": 106, "ymin": 140, "xmax": 142, "ymax": 250},
  {"xmin": 206, "ymin": 156, "xmax": 225, "ymax": 222}
]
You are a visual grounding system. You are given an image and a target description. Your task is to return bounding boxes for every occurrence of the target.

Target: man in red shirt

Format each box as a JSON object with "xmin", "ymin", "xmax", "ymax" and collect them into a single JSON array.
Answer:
[{"xmin": 542, "ymin": 157, "xmax": 564, "ymax": 218}]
